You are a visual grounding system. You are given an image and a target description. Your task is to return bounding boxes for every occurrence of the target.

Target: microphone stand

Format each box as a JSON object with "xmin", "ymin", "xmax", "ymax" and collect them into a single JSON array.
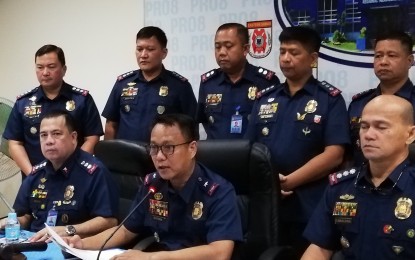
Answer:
[{"xmin": 96, "ymin": 186, "xmax": 157, "ymax": 260}]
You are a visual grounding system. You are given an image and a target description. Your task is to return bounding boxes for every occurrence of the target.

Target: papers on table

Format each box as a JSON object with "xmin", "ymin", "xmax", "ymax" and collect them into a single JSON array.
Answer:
[{"xmin": 45, "ymin": 223, "xmax": 124, "ymax": 260}]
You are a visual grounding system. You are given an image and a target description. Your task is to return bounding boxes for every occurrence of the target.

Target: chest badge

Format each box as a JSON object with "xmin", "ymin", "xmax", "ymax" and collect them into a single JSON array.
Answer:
[
  {"xmin": 248, "ymin": 86, "xmax": 257, "ymax": 100},
  {"xmin": 154, "ymin": 192, "xmax": 163, "ymax": 200},
  {"xmin": 297, "ymin": 100, "xmax": 318, "ymax": 120},
  {"xmin": 63, "ymin": 185, "xmax": 75, "ymax": 204},
  {"xmin": 159, "ymin": 86, "xmax": 169, "ymax": 96},
  {"xmin": 395, "ymin": 197, "xmax": 412, "ymax": 219},
  {"xmin": 65, "ymin": 100, "xmax": 76, "ymax": 111},
  {"xmin": 192, "ymin": 201, "xmax": 203, "ymax": 220}
]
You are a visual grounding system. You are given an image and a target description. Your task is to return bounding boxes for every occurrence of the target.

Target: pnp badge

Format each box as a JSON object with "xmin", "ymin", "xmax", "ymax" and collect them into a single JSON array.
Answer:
[
  {"xmin": 395, "ymin": 197, "xmax": 412, "ymax": 219},
  {"xmin": 159, "ymin": 86, "xmax": 168, "ymax": 96},
  {"xmin": 63, "ymin": 185, "xmax": 75, "ymax": 203},
  {"xmin": 65, "ymin": 100, "xmax": 75, "ymax": 111},
  {"xmin": 154, "ymin": 192, "xmax": 163, "ymax": 200},
  {"xmin": 248, "ymin": 86, "xmax": 257, "ymax": 100},
  {"xmin": 192, "ymin": 201, "xmax": 203, "ymax": 220}
]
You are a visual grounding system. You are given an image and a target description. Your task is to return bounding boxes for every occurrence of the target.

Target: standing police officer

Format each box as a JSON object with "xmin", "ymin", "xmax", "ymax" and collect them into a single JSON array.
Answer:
[
  {"xmin": 197, "ymin": 23, "xmax": 279, "ymax": 139},
  {"xmin": 302, "ymin": 95, "xmax": 415, "ymax": 260},
  {"xmin": 102, "ymin": 26, "xmax": 197, "ymax": 143},
  {"xmin": 3, "ymin": 44, "xmax": 103, "ymax": 177},
  {"xmin": 245, "ymin": 26, "xmax": 350, "ymax": 257},
  {"xmin": 348, "ymin": 30, "xmax": 415, "ymax": 166},
  {"xmin": 2, "ymin": 110, "xmax": 118, "ymax": 242}
]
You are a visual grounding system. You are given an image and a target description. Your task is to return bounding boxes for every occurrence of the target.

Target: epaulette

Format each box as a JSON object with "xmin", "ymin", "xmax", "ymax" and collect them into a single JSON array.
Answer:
[
  {"xmin": 256, "ymin": 84, "xmax": 277, "ymax": 99},
  {"xmin": 117, "ymin": 70, "xmax": 135, "ymax": 81},
  {"xmin": 328, "ymin": 168, "xmax": 358, "ymax": 186},
  {"xmin": 201, "ymin": 69, "xmax": 219, "ymax": 83},
  {"xmin": 197, "ymin": 176, "xmax": 219, "ymax": 196},
  {"xmin": 16, "ymin": 87, "xmax": 38, "ymax": 100},
  {"xmin": 352, "ymin": 88, "xmax": 376, "ymax": 101},
  {"xmin": 71, "ymin": 86, "xmax": 89, "ymax": 97},
  {"xmin": 80, "ymin": 160, "xmax": 98, "ymax": 175},
  {"xmin": 318, "ymin": 81, "xmax": 342, "ymax": 97},
  {"xmin": 256, "ymin": 66, "xmax": 276, "ymax": 81},
  {"xmin": 30, "ymin": 161, "xmax": 47, "ymax": 175},
  {"xmin": 169, "ymin": 71, "xmax": 188, "ymax": 82},
  {"xmin": 144, "ymin": 172, "xmax": 161, "ymax": 186}
]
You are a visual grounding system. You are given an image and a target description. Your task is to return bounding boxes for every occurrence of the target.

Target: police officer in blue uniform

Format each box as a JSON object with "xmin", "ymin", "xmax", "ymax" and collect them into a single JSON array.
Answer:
[
  {"xmin": 348, "ymin": 30, "xmax": 415, "ymax": 166},
  {"xmin": 197, "ymin": 23, "xmax": 279, "ymax": 139},
  {"xmin": 245, "ymin": 26, "xmax": 350, "ymax": 257},
  {"xmin": 302, "ymin": 95, "xmax": 415, "ymax": 260},
  {"xmin": 3, "ymin": 44, "xmax": 103, "ymax": 177},
  {"xmin": 65, "ymin": 114, "xmax": 242, "ymax": 259},
  {"xmin": 7, "ymin": 110, "xmax": 118, "ymax": 241},
  {"xmin": 102, "ymin": 26, "xmax": 197, "ymax": 143}
]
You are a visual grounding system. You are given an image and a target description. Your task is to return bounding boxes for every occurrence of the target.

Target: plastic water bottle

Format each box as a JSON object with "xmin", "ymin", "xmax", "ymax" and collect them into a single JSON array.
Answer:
[{"xmin": 5, "ymin": 212, "xmax": 20, "ymax": 243}]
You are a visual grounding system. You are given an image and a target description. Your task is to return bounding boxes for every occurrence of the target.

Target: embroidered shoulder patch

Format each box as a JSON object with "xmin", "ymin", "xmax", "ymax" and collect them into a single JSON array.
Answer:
[
  {"xmin": 197, "ymin": 176, "xmax": 219, "ymax": 196},
  {"xmin": 169, "ymin": 71, "xmax": 188, "ymax": 82},
  {"xmin": 329, "ymin": 168, "xmax": 357, "ymax": 186},
  {"xmin": 256, "ymin": 84, "xmax": 277, "ymax": 99},
  {"xmin": 31, "ymin": 161, "xmax": 47, "ymax": 175},
  {"xmin": 117, "ymin": 70, "xmax": 135, "ymax": 81},
  {"xmin": 201, "ymin": 69, "xmax": 219, "ymax": 83},
  {"xmin": 352, "ymin": 88, "xmax": 376, "ymax": 101},
  {"xmin": 318, "ymin": 81, "xmax": 342, "ymax": 97},
  {"xmin": 80, "ymin": 160, "xmax": 98, "ymax": 174},
  {"xmin": 71, "ymin": 86, "xmax": 89, "ymax": 96},
  {"xmin": 256, "ymin": 66, "xmax": 276, "ymax": 81},
  {"xmin": 17, "ymin": 87, "xmax": 38, "ymax": 100}
]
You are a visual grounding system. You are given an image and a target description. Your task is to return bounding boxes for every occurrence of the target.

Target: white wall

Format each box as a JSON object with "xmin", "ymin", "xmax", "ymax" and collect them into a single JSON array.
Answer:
[{"xmin": 0, "ymin": 0, "xmax": 144, "ymax": 114}]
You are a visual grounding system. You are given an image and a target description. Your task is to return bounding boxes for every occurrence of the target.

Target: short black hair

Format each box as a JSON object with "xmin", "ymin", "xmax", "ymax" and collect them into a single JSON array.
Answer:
[
  {"xmin": 279, "ymin": 26, "xmax": 321, "ymax": 53},
  {"xmin": 35, "ymin": 44, "xmax": 66, "ymax": 66},
  {"xmin": 151, "ymin": 113, "xmax": 199, "ymax": 141},
  {"xmin": 217, "ymin": 23, "xmax": 249, "ymax": 45},
  {"xmin": 375, "ymin": 30, "xmax": 413, "ymax": 55},
  {"xmin": 136, "ymin": 26, "xmax": 168, "ymax": 48},
  {"xmin": 41, "ymin": 110, "xmax": 77, "ymax": 133}
]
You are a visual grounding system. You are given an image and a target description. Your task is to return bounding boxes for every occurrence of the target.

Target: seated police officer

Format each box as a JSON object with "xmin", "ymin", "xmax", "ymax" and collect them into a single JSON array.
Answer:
[
  {"xmin": 302, "ymin": 95, "xmax": 415, "ymax": 259},
  {"xmin": 65, "ymin": 114, "xmax": 242, "ymax": 259},
  {"xmin": 0, "ymin": 110, "xmax": 118, "ymax": 242}
]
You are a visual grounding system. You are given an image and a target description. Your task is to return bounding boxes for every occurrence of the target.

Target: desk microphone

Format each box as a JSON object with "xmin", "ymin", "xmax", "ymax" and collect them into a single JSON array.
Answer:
[
  {"xmin": 96, "ymin": 182, "xmax": 160, "ymax": 260},
  {"xmin": 0, "ymin": 241, "xmax": 47, "ymax": 260}
]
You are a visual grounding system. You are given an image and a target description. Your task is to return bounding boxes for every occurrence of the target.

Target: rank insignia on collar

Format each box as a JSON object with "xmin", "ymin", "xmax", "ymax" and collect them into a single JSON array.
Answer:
[
  {"xmin": 339, "ymin": 194, "xmax": 355, "ymax": 200},
  {"xmin": 192, "ymin": 201, "xmax": 203, "ymax": 220},
  {"xmin": 395, "ymin": 197, "xmax": 412, "ymax": 219}
]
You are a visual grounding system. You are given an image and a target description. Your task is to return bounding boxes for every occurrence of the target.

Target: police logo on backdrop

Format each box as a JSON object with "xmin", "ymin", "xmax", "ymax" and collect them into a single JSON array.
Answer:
[{"xmin": 247, "ymin": 20, "xmax": 272, "ymax": 59}]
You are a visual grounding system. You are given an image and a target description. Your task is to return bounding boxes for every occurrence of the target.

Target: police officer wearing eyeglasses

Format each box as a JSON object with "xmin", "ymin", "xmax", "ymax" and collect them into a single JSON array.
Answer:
[
  {"xmin": 65, "ymin": 114, "xmax": 242, "ymax": 259},
  {"xmin": 302, "ymin": 95, "xmax": 415, "ymax": 260}
]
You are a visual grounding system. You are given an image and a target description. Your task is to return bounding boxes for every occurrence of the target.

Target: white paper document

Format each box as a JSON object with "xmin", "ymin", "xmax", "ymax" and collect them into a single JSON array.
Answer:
[{"xmin": 45, "ymin": 223, "xmax": 124, "ymax": 260}]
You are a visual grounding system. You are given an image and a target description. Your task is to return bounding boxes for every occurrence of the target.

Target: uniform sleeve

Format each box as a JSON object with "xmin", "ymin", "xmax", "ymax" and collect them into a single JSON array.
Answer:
[
  {"xmin": 102, "ymin": 81, "xmax": 121, "ymax": 122},
  {"xmin": 123, "ymin": 186, "xmax": 148, "ymax": 233},
  {"xmin": 86, "ymin": 165, "xmax": 119, "ymax": 218},
  {"xmin": 324, "ymin": 95, "xmax": 350, "ymax": 146},
  {"xmin": 179, "ymin": 80, "xmax": 197, "ymax": 120},
  {"xmin": 196, "ymin": 82, "xmax": 207, "ymax": 125},
  {"xmin": 303, "ymin": 186, "xmax": 341, "ymax": 250},
  {"xmin": 3, "ymin": 102, "xmax": 24, "ymax": 141},
  {"xmin": 81, "ymin": 94, "xmax": 104, "ymax": 136},
  {"xmin": 205, "ymin": 184, "xmax": 243, "ymax": 243},
  {"xmin": 13, "ymin": 177, "xmax": 34, "ymax": 216}
]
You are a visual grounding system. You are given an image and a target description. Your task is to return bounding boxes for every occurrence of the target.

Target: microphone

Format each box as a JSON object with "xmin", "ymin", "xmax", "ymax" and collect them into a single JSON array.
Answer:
[
  {"xmin": 96, "ymin": 183, "xmax": 159, "ymax": 260},
  {"xmin": 0, "ymin": 241, "xmax": 47, "ymax": 260}
]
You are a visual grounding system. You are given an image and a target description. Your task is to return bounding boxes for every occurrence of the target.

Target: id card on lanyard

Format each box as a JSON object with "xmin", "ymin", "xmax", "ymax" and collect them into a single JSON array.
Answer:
[{"xmin": 230, "ymin": 106, "xmax": 242, "ymax": 134}]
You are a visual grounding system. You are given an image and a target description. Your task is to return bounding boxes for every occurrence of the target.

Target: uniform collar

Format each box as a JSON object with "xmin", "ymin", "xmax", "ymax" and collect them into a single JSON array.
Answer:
[
  {"xmin": 375, "ymin": 79, "xmax": 414, "ymax": 100},
  {"xmin": 279, "ymin": 76, "xmax": 317, "ymax": 96},
  {"xmin": 137, "ymin": 66, "xmax": 168, "ymax": 83},
  {"xmin": 45, "ymin": 148, "xmax": 80, "ymax": 177},
  {"xmin": 37, "ymin": 81, "xmax": 72, "ymax": 101},
  {"xmin": 218, "ymin": 61, "xmax": 255, "ymax": 85},
  {"xmin": 167, "ymin": 163, "xmax": 199, "ymax": 203},
  {"xmin": 357, "ymin": 159, "xmax": 409, "ymax": 192}
]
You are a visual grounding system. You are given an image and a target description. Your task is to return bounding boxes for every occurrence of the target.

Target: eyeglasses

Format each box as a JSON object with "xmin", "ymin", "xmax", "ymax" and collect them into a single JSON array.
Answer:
[{"xmin": 146, "ymin": 141, "xmax": 191, "ymax": 156}]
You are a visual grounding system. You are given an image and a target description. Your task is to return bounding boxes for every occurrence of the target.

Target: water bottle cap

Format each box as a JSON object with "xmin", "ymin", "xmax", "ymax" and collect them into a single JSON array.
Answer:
[{"xmin": 8, "ymin": 212, "xmax": 17, "ymax": 219}]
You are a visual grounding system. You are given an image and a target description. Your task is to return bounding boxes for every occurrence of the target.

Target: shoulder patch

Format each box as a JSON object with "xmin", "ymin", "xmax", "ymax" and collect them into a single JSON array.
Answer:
[
  {"xmin": 201, "ymin": 69, "xmax": 219, "ymax": 83},
  {"xmin": 197, "ymin": 176, "xmax": 219, "ymax": 196},
  {"xmin": 169, "ymin": 70, "xmax": 188, "ymax": 82},
  {"xmin": 16, "ymin": 87, "xmax": 39, "ymax": 100},
  {"xmin": 144, "ymin": 172, "xmax": 161, "ymax": 187},
  {"xmin": 80, "ymin": 160, "xmax": 98, "ymax": 175},
  {"xmin": 352, "ymin": 88, "xmax": 376, "ymax": 101},
  {"xmin": 30, "ymin": 161, "xmax": 47, "ymax": 175},
  {"xmin": 71, "ymin": 86, "xmax": 89, "ymax": 96},
  {"xmin": 117, "ymin": 70, "xmax": 135, "ymax": 81},
  {"xmin": 318, "ymin": 81, "xmax": 342, "ymax": 97},
  {"xmin": 328, "ymin": 168, "xmax": 358, "ymax": 186},
  {"xmin": 256, "ymin": 84, "xmax": 277, "ymax": 99},
  {"xmin": 256, "ymin": 66, "xmax": 276, "ymax": 81}
]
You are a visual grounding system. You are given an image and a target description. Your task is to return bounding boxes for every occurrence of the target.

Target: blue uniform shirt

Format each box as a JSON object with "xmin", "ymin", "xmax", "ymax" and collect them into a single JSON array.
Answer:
[
  {"xmin": 102, "ymin": 68, "xmax": 197, "ymax": 142},
  {"xmin": 197, "ymin": 62, "xmax": 279, "ymax": 139},
  {"xmin": 348, "ymin": 79, "xmax": 415, "ymax": 166},
  {"xmin": 245, "ymin": 77, "xmax": 350, "ymax": 222},
  {"xmin": 304, "ymin": 160, "xmax": 415, "ymax": 259},
  {"xmin": 123, "ymin": 163, "xmax": 243, "ymax": 250},
  {"xmin": 3, "ymin": 82, "xmax": 103, "ymax": 165},
  {"xmin": 13, "ymin": 148, "xmax": 119, "ymax": 232}
]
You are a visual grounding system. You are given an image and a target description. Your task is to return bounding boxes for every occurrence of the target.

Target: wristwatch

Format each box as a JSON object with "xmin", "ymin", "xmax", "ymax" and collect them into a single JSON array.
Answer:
[{"xmin": 65, "ymin": 225, "xmax": 76, "ymax": 236}]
